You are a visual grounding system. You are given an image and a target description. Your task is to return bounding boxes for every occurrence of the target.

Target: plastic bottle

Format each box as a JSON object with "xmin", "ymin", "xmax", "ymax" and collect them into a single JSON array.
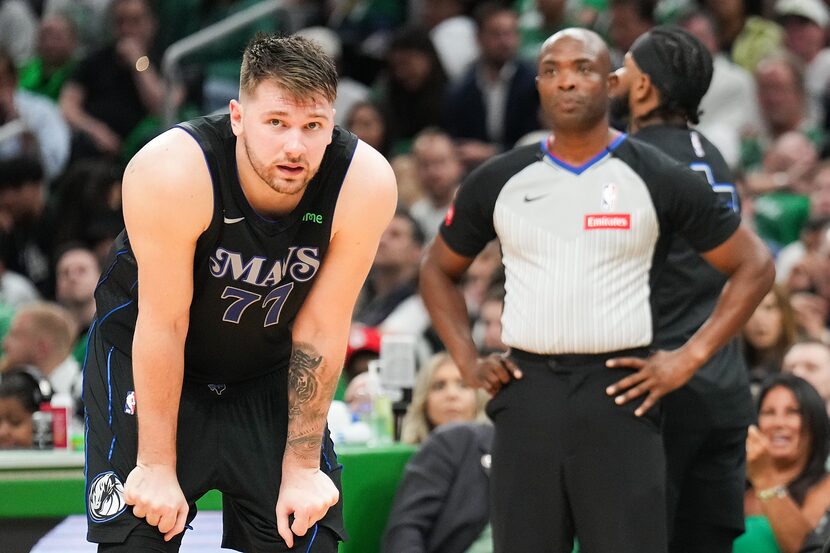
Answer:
[
  {"xmin": 367, "ymin": 361, "xmax": 394, "ymax": 446},
  {"xmin": 46, "ymin": 393, "xmax": 73, "ymax": 449}
]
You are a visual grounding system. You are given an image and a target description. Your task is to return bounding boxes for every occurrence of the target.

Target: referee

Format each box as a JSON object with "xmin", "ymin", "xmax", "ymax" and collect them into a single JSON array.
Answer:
[
  {"xmin": 420, "ymin": 28, "xmax": 774, "ymax": 553},
  {"xmin": 608, "ymin": 26, "xmax": 754, "ymax": 553}
]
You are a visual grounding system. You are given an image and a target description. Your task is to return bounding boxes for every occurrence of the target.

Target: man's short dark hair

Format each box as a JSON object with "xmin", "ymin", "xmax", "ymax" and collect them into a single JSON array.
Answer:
[
  {"xmin": 54, "ymin": 242, "xmax": 102, "ymax": 271},
  {"xmin": 108, "ymin": 0, "xmax": 157, "ymax": 21},
  {"xmin": 610, "ymin": 0, "xmax": 657, "ymax": 23},
  {"xmin": 240, "ymin": 34, "xmax": 338, "ymax": 103},
  {"xmin": 0, "ymin": 156, "xmax": 44, "ymax": 190},
  {"xmin": 473, "ymin": 1, "xmax": 516, "ymax": 32}
]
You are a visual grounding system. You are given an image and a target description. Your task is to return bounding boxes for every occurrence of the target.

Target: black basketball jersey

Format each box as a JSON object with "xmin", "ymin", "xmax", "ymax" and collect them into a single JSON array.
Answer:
[
  {"xmin": 636, "ymin": 124, "xmax": 753, "ymax": 430},
  {"xmin": 93, "ymin": 115, "xmax": 358, "ymax": 384}
]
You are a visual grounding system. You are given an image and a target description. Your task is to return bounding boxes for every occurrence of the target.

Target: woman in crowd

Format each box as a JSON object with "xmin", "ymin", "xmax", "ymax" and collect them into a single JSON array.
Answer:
[
  {"xmin": 738, "ymin": 374, "xmax": 830, "ymax": 553},
  {"xmin": 744, "ymin": 284, "xmax": 798, "ymax": 390},
  {"xmin": 374, "ymin": 27, "xmax": 448, "ymax": 155},
  {"xmin": 345, "ymin": 100, "xmax": 390, "ymax": 159},
  {"xmin": 0, "ymin": 367, "xmax": 51, "ymax": 449},
  {"xmin": 384, "ymin": 352, "xmax": 493, "ymax": 553},
  {"xmin": 399, "ymin": 352, "xmax": 488, "ymax": 445}
]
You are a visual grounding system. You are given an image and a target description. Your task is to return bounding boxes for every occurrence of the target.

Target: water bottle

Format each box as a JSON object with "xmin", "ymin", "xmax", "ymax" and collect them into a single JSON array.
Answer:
[{"xmin": 367, "ymin": 361, "xmax": 394, "ymax": 446}]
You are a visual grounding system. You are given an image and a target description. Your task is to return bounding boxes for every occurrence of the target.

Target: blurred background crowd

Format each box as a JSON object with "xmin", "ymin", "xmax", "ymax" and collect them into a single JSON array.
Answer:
[{"xmin": 5, "ymin": 0, "xmax": 830, "ymax": 550}]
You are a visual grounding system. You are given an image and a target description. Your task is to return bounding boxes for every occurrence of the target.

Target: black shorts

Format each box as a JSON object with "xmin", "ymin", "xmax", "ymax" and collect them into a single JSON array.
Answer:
[
  {"xmin": 487, "ymin": 348, "xmax": 667, "ymax": 553},
  {"xmin": 83, "ymin": 328, "xmax": 345, "ymax": 552},
  {"xmin": 664, "ymin": 422, "xmax": 747, "ymax": 553}
]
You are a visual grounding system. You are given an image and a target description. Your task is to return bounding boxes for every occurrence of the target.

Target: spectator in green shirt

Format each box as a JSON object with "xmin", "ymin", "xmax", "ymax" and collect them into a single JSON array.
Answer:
[{"xmin": 18, "ymin": 13, "xmax": 78, "ymax": 102}]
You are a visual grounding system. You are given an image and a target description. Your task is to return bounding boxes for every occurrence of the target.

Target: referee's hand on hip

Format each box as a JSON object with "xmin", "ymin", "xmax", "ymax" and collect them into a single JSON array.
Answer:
[
  {"xmin": 604, "ymin": 349, "xmax": 698, "ymax": 416},
  {"xmin": 468, "ymin": 353, "xmax": 523, "ymax": 395}
]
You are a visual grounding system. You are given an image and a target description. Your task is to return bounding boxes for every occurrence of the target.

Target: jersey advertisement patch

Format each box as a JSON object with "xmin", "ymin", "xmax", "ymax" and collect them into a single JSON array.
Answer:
[{"xmin": 584, "ymin": 214, "xmax": 631, "ymax": 230}]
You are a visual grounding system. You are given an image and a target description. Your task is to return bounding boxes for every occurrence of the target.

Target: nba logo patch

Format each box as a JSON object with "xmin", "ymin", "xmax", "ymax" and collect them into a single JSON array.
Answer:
[
  {"xmin": 601, "ymin": 183, "xmax": 617, "ymax": 211},
  {"xmin": 124, "ymin": 391, "xmax": 136, "ymax": 415}
]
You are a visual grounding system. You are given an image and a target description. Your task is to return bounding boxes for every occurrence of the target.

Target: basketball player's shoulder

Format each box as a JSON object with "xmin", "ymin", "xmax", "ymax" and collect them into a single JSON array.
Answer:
[
  {"xmin": 335, "ymin": 140, "xmax": 398, "ymax": 233},
  {"xmin": 126, "ymin": 126, "xmax": 211, "ymax": 190},
  {"xmin": 122, "ymin": 126, "xmax": 213, "ymax": 231}
]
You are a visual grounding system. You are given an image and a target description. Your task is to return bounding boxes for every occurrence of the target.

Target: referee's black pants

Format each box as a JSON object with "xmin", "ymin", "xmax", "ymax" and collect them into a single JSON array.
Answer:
[{"xmin": 487, "ymin": 349, "xmax": 668, "ymax": 553}]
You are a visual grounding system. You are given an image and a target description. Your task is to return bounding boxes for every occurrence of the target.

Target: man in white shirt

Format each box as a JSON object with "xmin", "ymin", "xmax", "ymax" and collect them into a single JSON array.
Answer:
[
  {"xmin": 0, "ymin": 49, "xmax": 70, "ymax": 181},
  {"xmin": 410, "ymin": 128, "xmax": 464, "ymax": 241},
  {"xmin": 681, "ymin": 10, "xmax": 762, "ymax": 168},
  {"xmin": 775, "ymin": 0, "xmax": 830, "ymax": 123},
  {"xmin": 2, "ymin": 302, "xmax": 80, "ymax": 409}
]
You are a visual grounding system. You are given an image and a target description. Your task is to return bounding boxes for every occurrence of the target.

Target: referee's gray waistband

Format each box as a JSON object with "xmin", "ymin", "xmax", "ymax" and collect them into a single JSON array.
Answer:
[{"xmin": 509, "ymin": 347, "xmax": 651, "ymax": 366}]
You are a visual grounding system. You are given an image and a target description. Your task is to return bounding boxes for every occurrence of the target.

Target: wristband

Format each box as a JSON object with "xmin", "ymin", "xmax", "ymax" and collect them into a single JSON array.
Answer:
[{"xmin": 757, "ymin": 485, "xmax": 788, "ymax": 502}]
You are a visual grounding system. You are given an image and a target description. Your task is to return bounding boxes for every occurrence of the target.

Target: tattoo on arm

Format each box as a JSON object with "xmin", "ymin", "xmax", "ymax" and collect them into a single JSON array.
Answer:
[
  {"xmin": 288, "ymin": 347, "xmax": 321, "ymax": 418},
  {"xmin": 286, "ymin": 342, "xmax": 335, "ymax": 463}
]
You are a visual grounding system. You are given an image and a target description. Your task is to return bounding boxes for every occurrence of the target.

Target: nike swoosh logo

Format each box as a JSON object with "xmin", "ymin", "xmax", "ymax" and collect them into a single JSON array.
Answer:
[
  {"xmin": 223, "ymin": 216, "xmax": 245, "ymax": 224},
  {"xmin": 524, "ymin": 194, "xmax": 549, "ymax": 202}
]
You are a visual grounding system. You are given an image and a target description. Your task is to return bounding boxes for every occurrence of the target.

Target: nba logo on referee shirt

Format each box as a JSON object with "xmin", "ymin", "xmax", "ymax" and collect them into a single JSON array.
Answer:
[
  {"xmin": 584, "ymin": 214, "xmax": 631, "ymax": 229},
  {"xmin": 600, "ymin": 182, "xmax": 617, "ymax": 211},
  {"xmin": 586, "ymin": 183, "xmax": 630, "ymax": 229}
]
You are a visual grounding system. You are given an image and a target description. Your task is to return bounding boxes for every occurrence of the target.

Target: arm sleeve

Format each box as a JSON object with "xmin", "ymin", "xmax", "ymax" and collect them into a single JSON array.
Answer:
[
  {"xmin": 439, "ymin": 164, "xmax": 501, "ymax": 258},
  {"xmin": 381, "ymin": 430, "xmax": 463, "ymax": 553},
  {"xmin": 653, "ymin": 160, "xmax": 741, "ymax": 253}
]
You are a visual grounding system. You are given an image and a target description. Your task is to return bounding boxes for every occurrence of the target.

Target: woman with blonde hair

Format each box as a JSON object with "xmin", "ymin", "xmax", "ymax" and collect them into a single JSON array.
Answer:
[
  {"xmin": 385, "ymin": 352, "xmax": 494, "ymax": 552},
  {"xmin": 399, "ymin": 352, "xmax": 489, "ymax": 445}
]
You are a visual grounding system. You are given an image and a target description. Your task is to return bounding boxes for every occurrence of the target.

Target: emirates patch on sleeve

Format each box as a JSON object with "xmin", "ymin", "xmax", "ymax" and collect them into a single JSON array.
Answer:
[{"xmin": 444, "ymin": 203, "xmax": 455, "ymax": 226}]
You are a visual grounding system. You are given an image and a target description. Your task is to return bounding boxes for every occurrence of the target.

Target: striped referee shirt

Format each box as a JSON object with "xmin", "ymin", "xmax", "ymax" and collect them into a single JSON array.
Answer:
[{"xmin": 440, "ymin": 133, "xmax": 740, "ymax": 355}]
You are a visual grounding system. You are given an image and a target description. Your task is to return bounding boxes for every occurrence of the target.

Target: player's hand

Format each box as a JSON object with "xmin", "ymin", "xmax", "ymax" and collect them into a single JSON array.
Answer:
[
  {"xmin": 124, "ymin": 463, "xmax": 188, "ymax": 541},
  {"xmin": 276, "ymin": 465, "xmax": 338, "ymax": 548},
  {"xmin": 605, "ymin": 349, "xmax": 698, "ymax": 416},
  {"xmin": 466, "ymin": 353, "xmax": 522, "ymax": 395}
]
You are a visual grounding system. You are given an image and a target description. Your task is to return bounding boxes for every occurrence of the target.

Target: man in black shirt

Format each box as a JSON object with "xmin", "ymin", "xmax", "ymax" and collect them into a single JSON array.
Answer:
[
  {"xmin": 0, "ymin": 156, "xmax": 57, "ymax": 298},
  {"xmin": 83, "ymin": 34, "xmax": 396, "ymax": 552},
  {"xmin": 421, "ymin": 28, "xmax": 774, "ymax": 553},
  {"xmin": 608, "ymin": 26, "xmax": 758, "ymax": 552},
  {"xmin": 59, "ymin": 0, "xmax": 181, "ymax": 159}
]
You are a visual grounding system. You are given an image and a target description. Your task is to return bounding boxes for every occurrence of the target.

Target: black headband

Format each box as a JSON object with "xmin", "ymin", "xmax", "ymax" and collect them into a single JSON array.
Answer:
[{"xmin": 630, "ymin": 27, "xmax": 712, "ymax": 108}]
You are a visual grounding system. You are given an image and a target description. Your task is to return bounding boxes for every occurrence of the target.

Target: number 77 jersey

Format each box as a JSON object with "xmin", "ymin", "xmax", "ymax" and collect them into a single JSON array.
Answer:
[{"xmin": 93, "ymin": 114, "xmax": 357, "ymax": 384}]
